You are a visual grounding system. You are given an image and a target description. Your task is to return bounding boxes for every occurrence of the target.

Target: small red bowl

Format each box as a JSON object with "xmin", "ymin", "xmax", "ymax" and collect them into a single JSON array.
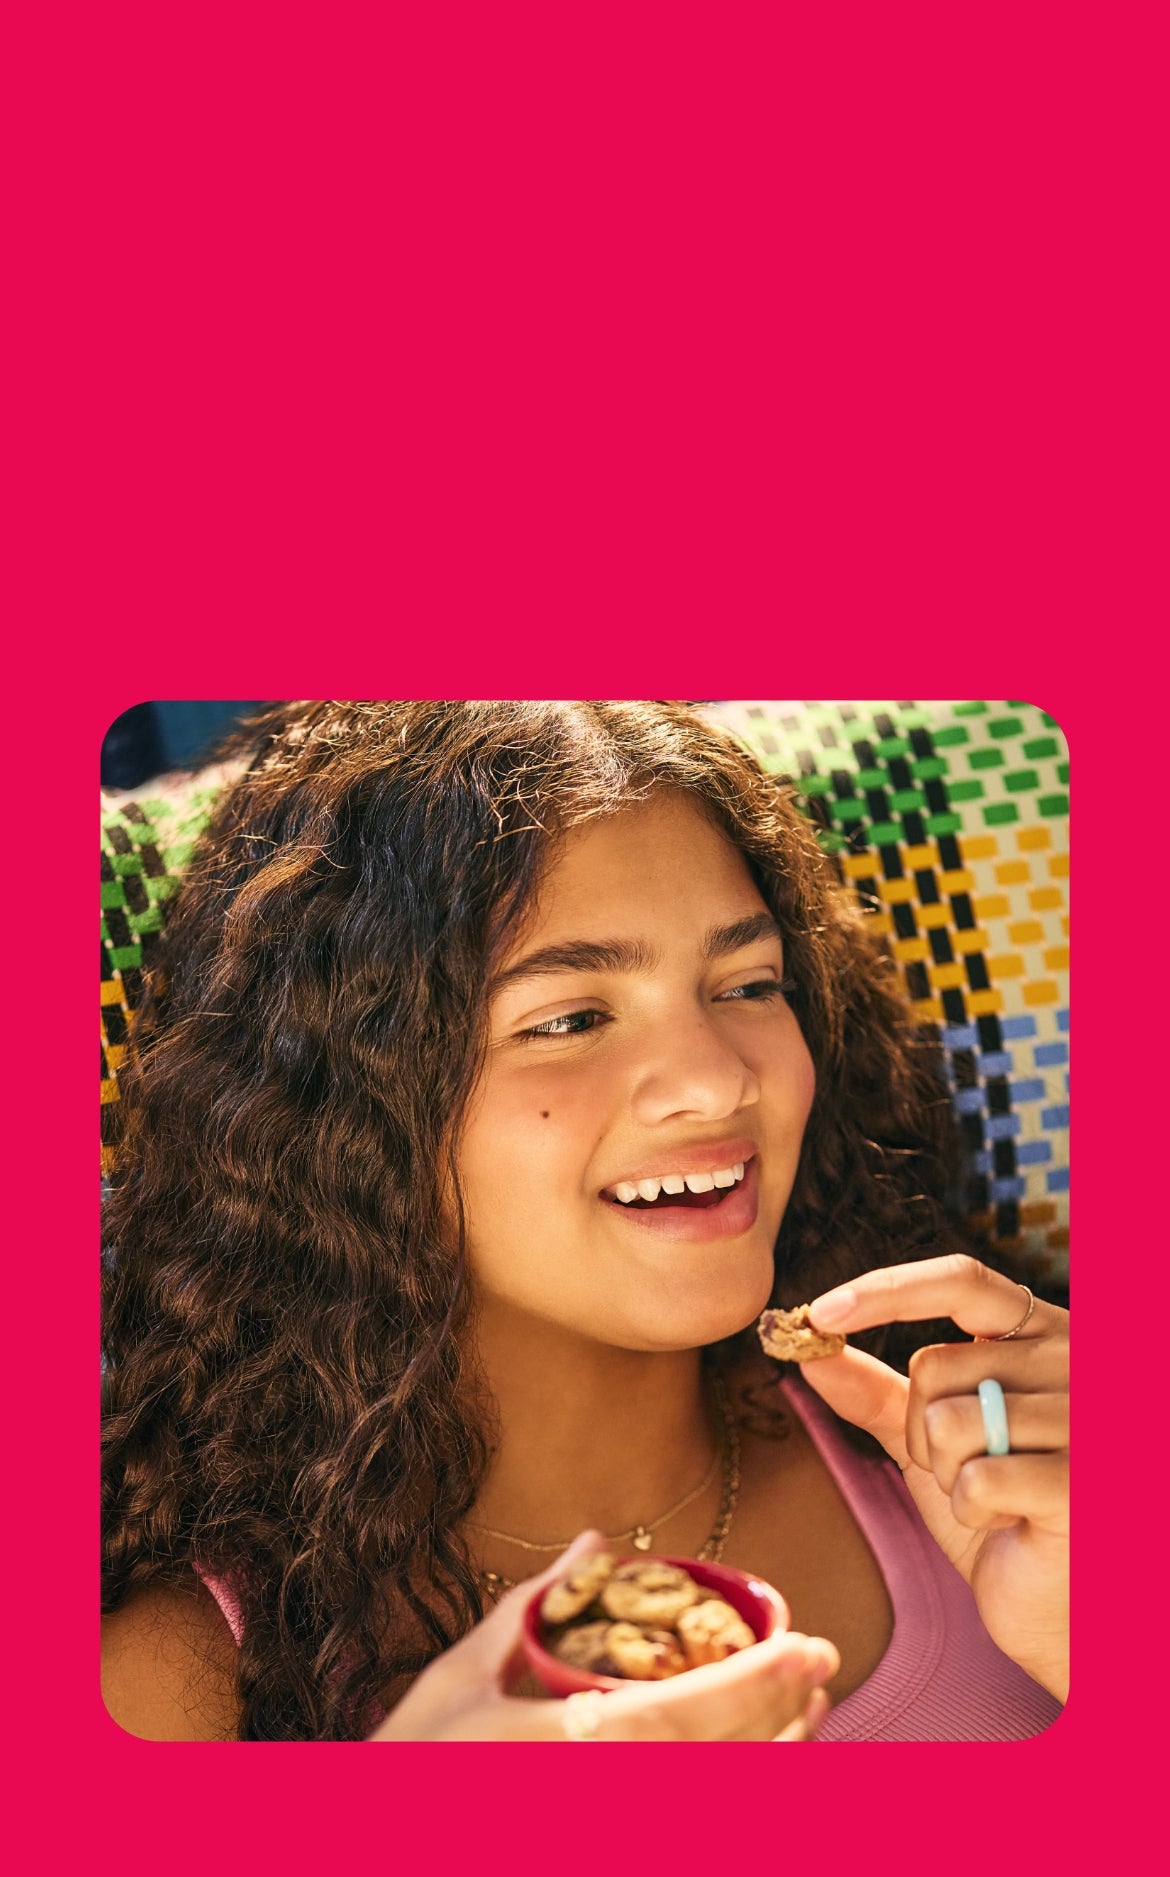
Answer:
[{"xmin": 521, "ymin": 1555, "xmax": 789, "ymax": 1698}]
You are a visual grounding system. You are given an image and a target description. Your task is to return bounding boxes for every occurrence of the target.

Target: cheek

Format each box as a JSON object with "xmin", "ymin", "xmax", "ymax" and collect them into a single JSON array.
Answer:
[
  {"xmin": 794, "ymin": 1039, "xmax": 817, "ymax": 1120},
  {"xmin": 756, "ymin": 1014, "xmax": 817, "ymax": 1126},
  {"xmin": 459, "ymin": 1066, "xmax": 605, "ymax": 1220}
]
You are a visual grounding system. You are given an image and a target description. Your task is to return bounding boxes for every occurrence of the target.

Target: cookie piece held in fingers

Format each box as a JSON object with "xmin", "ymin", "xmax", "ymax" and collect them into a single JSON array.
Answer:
[
  {"xmin": 757, "ymin": 1304, "xmax": 845, "ymax": 1363},
  {"xmin": 603, "ymin": 1622, "xmax": 688, "ymax": 1681},
  {"xmin": 676, "ymin": 1597, "xmax": 756, "ymax": 1667},
  {"xmin": 600, "ymin": 1559, "xmax": 702, "ymax": 1627},
  {"xmin": 540, "ymin": 1551, "xmax": 618, "ymax": 1625}
]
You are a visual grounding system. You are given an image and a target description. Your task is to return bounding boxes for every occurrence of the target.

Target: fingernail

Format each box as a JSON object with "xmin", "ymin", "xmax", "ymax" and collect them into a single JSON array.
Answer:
[
  {"xmin": 771, "ymin": 1638, "xmax": 828, "ymax": 1681},
  {"xmin": 560, "ymin": 1529, "xmax": 605, "ymax": 1562},
  {"xmin": 811, "ymin": 1286, "xmax": 856, "ymax": 1327},
  {"xmin": 803, "ymin": 1687, "xmax": 830, "ymax": 1730},
  {"xmin": 800, "ymin": 1642, "xmax": 838, "ymax": 1681}
]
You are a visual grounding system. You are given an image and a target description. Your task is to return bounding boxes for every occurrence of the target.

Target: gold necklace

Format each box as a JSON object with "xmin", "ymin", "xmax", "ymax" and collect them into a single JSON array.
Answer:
[{"xmin": 477, "ymin": 1371, "xmax": 741, "ymax": 1600}]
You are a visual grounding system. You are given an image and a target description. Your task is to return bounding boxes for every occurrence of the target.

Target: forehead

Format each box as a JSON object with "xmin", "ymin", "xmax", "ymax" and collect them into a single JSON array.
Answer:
[{"xmin": 518, "ymin": 793, "xmax": 766, "ymax": 940}]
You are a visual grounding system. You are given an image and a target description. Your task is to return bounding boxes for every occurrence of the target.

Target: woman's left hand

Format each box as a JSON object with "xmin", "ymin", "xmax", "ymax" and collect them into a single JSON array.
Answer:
[{"xmin": 799, "ymin": 1253, "xmax": 1068, "ymax": 1701}]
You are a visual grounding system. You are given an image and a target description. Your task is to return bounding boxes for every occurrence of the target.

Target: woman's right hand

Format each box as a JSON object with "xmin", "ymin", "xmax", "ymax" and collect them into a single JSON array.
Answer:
[{"xmin": 368, "ymin": 1533, "xmax": 839, "ymax": 1742}]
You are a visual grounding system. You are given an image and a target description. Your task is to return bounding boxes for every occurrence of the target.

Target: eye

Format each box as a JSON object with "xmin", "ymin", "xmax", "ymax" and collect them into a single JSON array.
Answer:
[
  {"xmin": 521, "ymin": 1008, "xmax": 609, "ymax": 1040},
  {"xmin": 716, "ymin": 976, "xmax": 796, "ymax": 1004}
]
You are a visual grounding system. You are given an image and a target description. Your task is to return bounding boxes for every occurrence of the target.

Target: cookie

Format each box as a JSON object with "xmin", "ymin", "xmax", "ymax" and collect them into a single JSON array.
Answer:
[
  {"xmin": 675, "ymin": 1596, "xmax": 756, "ymax": 1667},
  {"xmin": 547, "ymin": 1620, "xmax": 618, "ymax": 1672},
  {"xmin": 540, "ymin": 1550, "xmax": 618, "ymax": 1625},
  {"xmin": 757, "ymin": 1304, "xmax": 845, "ymax": 1362},
  {"xmin": 600, "ymin": 1559, "xmax": 702, "ymax": 1627},
  {"xmin": 603, "ymin": 1622, "xmax": 687, "ymax": 1681}
]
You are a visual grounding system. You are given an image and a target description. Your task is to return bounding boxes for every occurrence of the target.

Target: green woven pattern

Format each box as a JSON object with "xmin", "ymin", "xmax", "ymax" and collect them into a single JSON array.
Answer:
[{"xmin": 100, "ymin": 790, "xmax": 218, "ymax": 1172}]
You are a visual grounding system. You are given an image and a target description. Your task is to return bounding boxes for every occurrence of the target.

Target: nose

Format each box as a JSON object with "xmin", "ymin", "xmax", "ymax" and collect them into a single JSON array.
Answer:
[{"xmin": 628, "ymin": 1007, "xmax": 761, "ymax": 1125}]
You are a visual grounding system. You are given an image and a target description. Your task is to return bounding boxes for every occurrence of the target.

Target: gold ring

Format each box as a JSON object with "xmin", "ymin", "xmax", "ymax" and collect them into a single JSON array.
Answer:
[
  {"xmin": 562, "ymin": 1690, "xmax": 606, "ymax": 1740},
  {"xmin": 975, "ymin": 1283, "xmax": 1036, "ymax": 1343}
]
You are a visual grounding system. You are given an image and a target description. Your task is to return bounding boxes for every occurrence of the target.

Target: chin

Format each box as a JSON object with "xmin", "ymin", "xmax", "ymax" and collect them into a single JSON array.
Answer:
[{"xmin": 621, "ymin": 1267, "xmax": 775, "ymax": 1354}]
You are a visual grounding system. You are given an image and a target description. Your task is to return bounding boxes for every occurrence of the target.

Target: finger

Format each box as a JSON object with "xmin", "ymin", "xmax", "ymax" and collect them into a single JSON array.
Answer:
[
  {"xmin": 951, "ymin": 1452, "xmax": 1069, "ymax": 1533},
  {"xmin": 475, "ymin": 1633, "xmax": 837, "ymax": 1742},
  {"xmin": 420, "ymin": 1659, "xmax": 841, "ymax": 1741},
  {"xmin": 905, "ymin": 1341, "xmax": 1066, "ymax": 1466},
  {"xmin": 906, "ymin": 1334, "xmax": 1067, "ymax": 1411},
  {"xmin": 773, "ymin": 1686, "xmax": 830, "ymax": 1742},
  {"xmin": 798, "ymin": 1344, "xmax": 913, "ymax": 1469},
  {"xmin": 809, "ymin": 1254, "xmax": 1059, "ymax": 1343},
  {"xmin": 427, "ymin": 1695, "xmax": 582, "ymax": 1740},
  {"xmin": 478, "ymin": 1632, "xmax": 839, "ymax": 1742},
  {"xmin": 597, "ymin": 1630, "xmax": 840, "ymax": 1742},
  {"xmin": 441, "ymin": 1637, "xmax": 840, "ymax": 1738},
  {"xmin": 916, "ymin": 1392, "xmax": 1069, "ymax": 1493}
]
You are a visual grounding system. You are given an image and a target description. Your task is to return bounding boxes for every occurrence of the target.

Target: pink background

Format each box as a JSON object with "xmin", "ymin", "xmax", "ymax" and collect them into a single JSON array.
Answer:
[{"xmin": 11, "ymin": 0, "xmax": 1156, "ymax": 1865}]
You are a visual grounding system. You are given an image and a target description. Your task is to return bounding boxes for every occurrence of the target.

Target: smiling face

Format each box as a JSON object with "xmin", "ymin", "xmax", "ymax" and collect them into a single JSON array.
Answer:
[{"xmin": 456, "ymin": 791, "xmax": 817, "ymax": 1352}]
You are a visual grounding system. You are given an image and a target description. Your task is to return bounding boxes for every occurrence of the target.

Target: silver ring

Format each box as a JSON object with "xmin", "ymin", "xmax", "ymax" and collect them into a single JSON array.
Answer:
[
  {"xmin": 975, "ymin": 1283, "xmax": 1035, "ymax": 1343},
  {"xmin": 562, "ymin": 1690, "xmax": 606, "ymax": 1740}
]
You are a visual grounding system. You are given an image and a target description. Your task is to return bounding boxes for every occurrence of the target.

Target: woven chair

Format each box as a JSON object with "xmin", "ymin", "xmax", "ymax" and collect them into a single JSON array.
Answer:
[{"xmin": 101, "ymin": 699, "xmax": 1068, "ymax": 1299}]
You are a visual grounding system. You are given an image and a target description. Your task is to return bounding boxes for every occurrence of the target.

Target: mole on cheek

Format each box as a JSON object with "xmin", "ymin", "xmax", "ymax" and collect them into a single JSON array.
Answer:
[{"xmin": 540, "ymin": 1111, "xmax": 550, "ymax": 1119}]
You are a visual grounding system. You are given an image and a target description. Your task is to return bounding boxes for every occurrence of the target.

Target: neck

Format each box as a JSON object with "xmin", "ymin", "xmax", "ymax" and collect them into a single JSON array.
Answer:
[{"xmin": 465, "ymin": 1297, "xmax": 716, "ymax": 1560}]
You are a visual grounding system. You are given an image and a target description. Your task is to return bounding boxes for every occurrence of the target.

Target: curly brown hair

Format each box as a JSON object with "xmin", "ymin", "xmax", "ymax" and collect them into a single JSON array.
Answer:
[{"xmin": 102, "ymin": 700, "xmax": 975, "ymax": 1739}]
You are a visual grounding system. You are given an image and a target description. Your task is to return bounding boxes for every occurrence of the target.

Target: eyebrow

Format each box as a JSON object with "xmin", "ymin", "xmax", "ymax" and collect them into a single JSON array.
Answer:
[{"xmin": 489, "ymin": 911, "xmax": 784, "ymax": 994}]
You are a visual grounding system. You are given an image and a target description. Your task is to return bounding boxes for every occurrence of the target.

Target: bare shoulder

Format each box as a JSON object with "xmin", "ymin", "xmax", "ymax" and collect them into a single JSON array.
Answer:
[{"xmin": 102, "ymin": 1574, "xmax": 242, "ymax": 1741}]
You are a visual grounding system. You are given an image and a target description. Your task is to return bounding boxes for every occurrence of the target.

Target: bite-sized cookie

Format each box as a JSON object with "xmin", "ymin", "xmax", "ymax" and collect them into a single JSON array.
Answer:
[
  {"xmin": 547, "ymin": 1620, "xmax": 618, "ymax": 1673},
  {"xmin": 675, "ymin": 1597, "xmax": 757, "ymax": 1667},
  {"xmin": 603, "ymin": 1622, "xmax": 688, "ymax": 1681},
  {"xmin": 540, "ymin": 1551, "xmax": 617, "ymax": 1625},
  {"xmin": 757, "ymin": 1304, "xmax": 845, "ymax": 1363},
  {"xmin": 600, "ymin": 1559, "xmax": 702, "ymax": 1627}
]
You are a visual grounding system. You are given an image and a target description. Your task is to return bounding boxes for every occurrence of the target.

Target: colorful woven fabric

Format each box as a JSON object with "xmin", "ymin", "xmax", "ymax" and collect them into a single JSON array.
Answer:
[
  {"xmin": 100, "ymin": 702, "xmax": 1069, "ymax": 1285},
  {"xmin": 701, "ymin": 702, "xmax": 1069, "ymax": 1287},
  {"xmin": 100, "ymin": 790, "xmax": 218, "ymax": 1174}
]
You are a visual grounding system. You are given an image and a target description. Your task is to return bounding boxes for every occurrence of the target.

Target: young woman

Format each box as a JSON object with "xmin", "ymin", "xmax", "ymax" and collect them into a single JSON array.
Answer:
[{"xmin": 101, "ymin": 701, "xmax": 1068, "ymax": 1741}]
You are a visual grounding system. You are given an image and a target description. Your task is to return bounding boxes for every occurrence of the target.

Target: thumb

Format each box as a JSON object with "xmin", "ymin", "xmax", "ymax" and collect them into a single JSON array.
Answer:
[
  {"xmin": 798, "ymin": 1347, "xmax": 913, "ymax": 1470},
  {"xmin": 465, "ymin": 1529, "xmax": 609, "ymax": 1684}
]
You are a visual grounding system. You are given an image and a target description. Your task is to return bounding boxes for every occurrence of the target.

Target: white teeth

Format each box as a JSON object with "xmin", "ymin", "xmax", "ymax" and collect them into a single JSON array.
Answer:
[{"xmin": 608, "ymin": 1162, "xmax": 749, "ymax": 1203}]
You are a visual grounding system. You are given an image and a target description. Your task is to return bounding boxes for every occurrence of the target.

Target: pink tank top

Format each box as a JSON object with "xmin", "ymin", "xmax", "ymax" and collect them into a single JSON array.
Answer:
[{"xmin": 199, "ymin": 1377, "xmax": 1063, "ymax": 1741}]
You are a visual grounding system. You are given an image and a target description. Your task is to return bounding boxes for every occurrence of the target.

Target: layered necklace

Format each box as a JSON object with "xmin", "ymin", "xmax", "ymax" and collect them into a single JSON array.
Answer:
[{"xmin": 473, "ymin": 1370, "xmax": 741, "ymax": 1600}]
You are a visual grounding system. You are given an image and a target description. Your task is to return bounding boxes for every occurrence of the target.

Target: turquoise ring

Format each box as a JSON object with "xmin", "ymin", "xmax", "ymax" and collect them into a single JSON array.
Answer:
[{"xmin": 978, "ymin": 1377, "xmax": 1010, "ymax": 1457}]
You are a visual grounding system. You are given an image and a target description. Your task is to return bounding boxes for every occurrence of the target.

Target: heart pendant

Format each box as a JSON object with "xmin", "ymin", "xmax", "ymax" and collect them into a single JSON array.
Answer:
[{"xmin": 632, "ymin": 1527, "xmax": 652, "ymax": 1551}]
